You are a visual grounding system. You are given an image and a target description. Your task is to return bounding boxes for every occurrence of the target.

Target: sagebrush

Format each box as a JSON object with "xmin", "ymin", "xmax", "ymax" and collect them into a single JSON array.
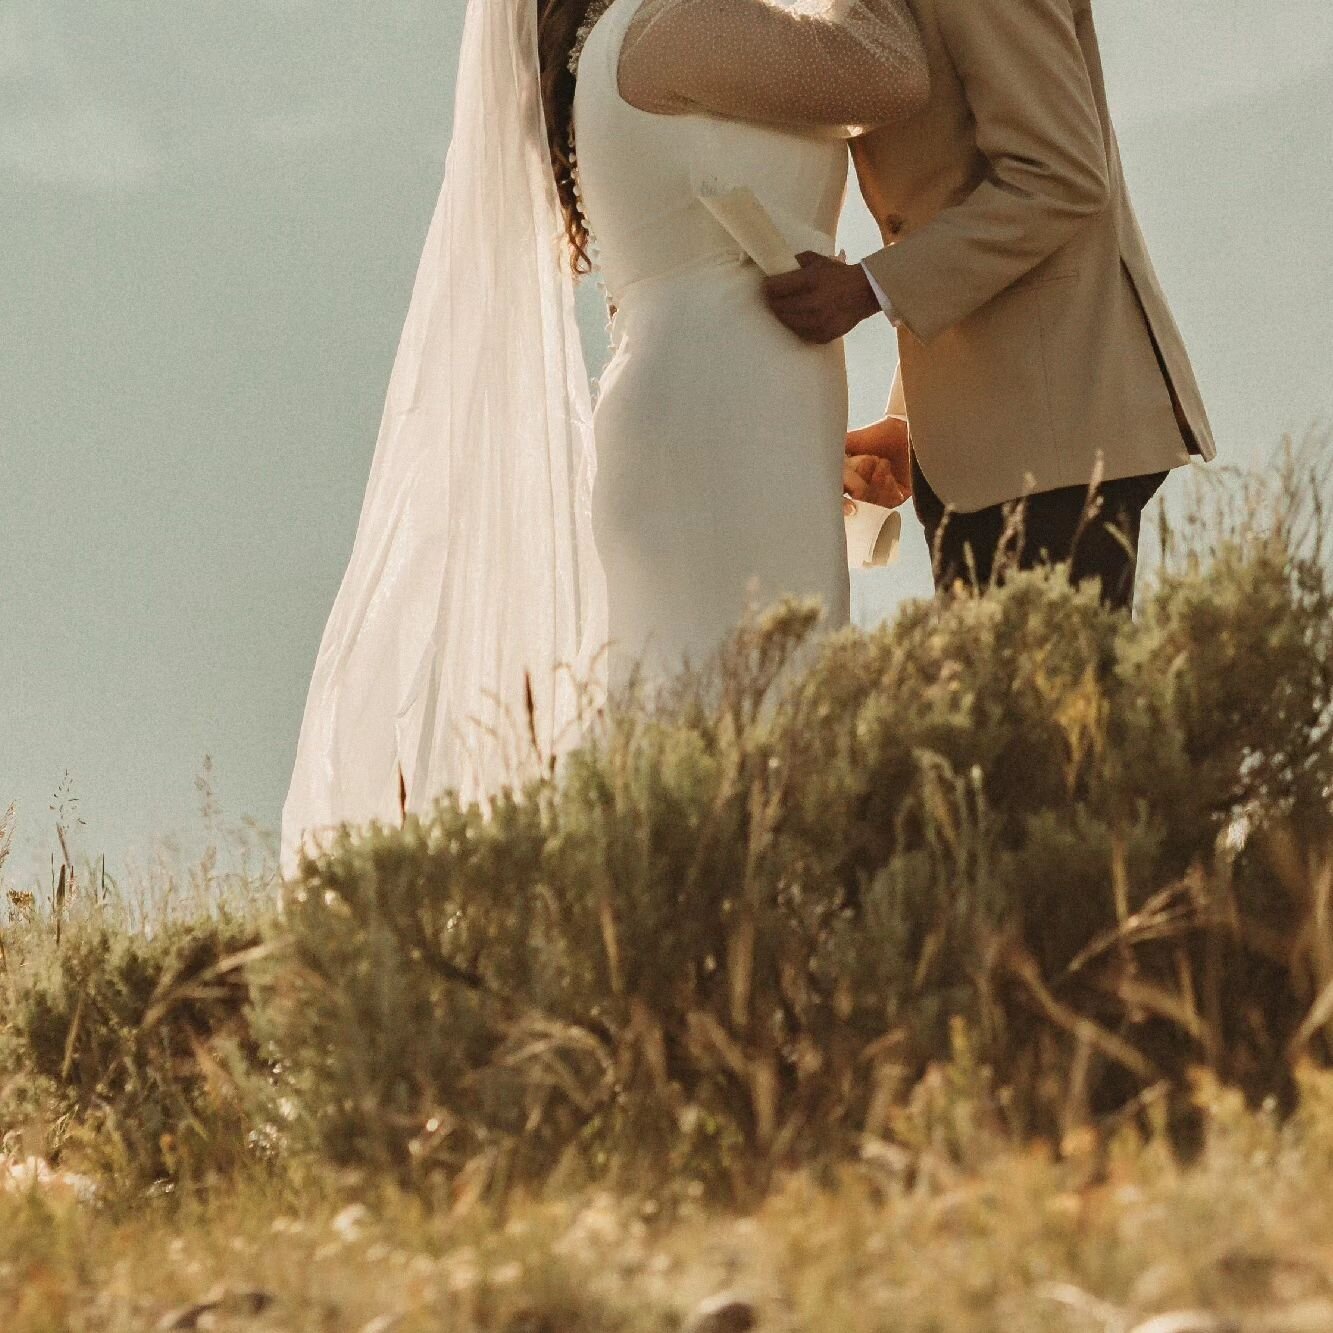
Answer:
[{"xmin": 1, "ymin": 445, "xmax": 1331, "ymax": 1213}]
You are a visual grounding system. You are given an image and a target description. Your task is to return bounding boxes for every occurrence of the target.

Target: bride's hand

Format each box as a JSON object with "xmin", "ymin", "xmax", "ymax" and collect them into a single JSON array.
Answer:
[{"xmin": 845, "ymin": 455, "xmax": 910, "ymax": 509}]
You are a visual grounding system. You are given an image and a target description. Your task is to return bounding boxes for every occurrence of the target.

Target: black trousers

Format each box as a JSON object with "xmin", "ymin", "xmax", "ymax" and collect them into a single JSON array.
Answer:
[{"xmin": 911, "ymin": 456, "xmax": 1167, "ymax": 611}]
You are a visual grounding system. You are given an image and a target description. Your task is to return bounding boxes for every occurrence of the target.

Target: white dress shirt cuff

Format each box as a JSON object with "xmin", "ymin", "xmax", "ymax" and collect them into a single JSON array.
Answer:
[{"xmin": 862, "ymin": 263, "xmax": 901, "ymax": 327}]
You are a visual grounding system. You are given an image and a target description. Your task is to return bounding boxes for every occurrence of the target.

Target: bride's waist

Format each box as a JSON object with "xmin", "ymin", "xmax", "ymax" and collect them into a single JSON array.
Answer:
[
  {"xmin": 608, "ymin": 254, "xmax": 764, "ymax": 315},
  {"xmin": 598, "ymin": 283, "xmax": 847, "ymax": 397},
  {"xmin": 596, "ymin": 199, "xmax": 833, "ymax": 305}
]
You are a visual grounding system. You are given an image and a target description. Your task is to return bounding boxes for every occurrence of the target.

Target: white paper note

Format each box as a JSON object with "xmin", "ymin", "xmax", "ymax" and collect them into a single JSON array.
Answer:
[
  {"xmin": 698, "ymin": 187, "xmax": 801, "ymax": 277},
  {"xmin": 844, "ymin": 500, "xmax": 903, "ymax": 570}
]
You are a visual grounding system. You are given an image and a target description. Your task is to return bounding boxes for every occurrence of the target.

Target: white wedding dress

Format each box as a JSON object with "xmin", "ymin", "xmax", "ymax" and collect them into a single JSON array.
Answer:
[
  {"xmin": 575, "ymin": 0, "xmax": 926, "ymax": 680},
  {"xmin": 280, "ymin": 0, "xmax": 924, "ymax": 872}
]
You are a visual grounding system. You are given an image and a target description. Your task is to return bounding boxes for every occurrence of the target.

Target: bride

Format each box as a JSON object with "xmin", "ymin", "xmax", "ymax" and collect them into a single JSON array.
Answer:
[{"xmin": 281, "ymin": 0, "xmax": 927, "ymax": 872}]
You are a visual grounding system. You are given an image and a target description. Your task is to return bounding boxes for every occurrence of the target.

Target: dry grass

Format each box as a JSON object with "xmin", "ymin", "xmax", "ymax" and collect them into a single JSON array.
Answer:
[{"xmin": 4, "ymin": 1069, "xmax": 1333, "ymax": 1331}]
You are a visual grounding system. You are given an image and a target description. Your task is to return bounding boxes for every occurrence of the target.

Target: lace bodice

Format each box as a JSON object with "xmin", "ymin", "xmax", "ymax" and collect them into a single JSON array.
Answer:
[{"xmin": 616, "ymin": 0, "xmax": 929, "ymax": 131}]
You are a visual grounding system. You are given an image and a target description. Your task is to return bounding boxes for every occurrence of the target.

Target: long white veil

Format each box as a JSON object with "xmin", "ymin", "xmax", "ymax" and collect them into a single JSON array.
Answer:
[{"xmin": 281, "ymin": 0, "xmax": 606, "ymax": 875}]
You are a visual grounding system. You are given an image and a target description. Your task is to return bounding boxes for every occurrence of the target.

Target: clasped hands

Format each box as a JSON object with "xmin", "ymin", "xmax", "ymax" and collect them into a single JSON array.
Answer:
[{"xmin": 843, "ymin": 414, "xmax": 912, "ymax": 511}]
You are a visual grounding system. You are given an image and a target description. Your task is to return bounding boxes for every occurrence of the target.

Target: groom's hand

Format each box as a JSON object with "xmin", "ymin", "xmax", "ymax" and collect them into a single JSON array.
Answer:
[
  {"xmin": 846, "ymin": 416, "xmax": 912, "ymax": 484},
  {"xmin": 764, "ymin": 253, "xmax": 881, "ymax": 344}
]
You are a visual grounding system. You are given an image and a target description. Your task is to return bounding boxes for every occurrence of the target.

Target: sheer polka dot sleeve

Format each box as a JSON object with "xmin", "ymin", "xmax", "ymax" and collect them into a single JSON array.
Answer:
[{"xmin": 618, "ymin": 0, "xmax": 930, "ymax": 132}]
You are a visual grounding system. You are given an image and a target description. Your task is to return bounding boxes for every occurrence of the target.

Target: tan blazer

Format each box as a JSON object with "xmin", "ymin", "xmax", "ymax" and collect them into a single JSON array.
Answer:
[{"xmin": 854, "ymin": 0, "xmax": 1216, "ymax": 514}]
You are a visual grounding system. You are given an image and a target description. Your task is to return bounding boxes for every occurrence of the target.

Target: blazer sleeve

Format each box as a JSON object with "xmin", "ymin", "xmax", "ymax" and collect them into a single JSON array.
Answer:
[{"xmin": 863, "ymin": 0, "xmax": 1111, "ymax": 344}]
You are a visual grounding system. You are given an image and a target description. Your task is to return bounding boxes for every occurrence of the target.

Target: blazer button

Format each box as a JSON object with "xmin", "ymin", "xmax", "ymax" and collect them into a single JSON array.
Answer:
[{"xmin": 884, "ymin": 213, "xmax": 906, "ymax": 237}]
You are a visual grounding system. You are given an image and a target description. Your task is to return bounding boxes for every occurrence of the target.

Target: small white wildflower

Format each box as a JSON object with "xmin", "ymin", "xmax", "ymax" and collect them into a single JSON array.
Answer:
[{"xmin": 331, "ymin": 1203, "xmax": 370, "ymax": 1243}]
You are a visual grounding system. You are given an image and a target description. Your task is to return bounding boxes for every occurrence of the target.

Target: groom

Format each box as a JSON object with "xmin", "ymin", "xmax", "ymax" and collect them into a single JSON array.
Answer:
[{"xmin": 766, "ymin": 0, "xmax": 1215, "ymax": 609}]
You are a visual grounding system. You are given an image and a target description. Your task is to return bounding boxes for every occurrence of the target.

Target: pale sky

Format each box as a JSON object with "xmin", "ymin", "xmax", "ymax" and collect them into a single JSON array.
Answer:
[{"xmin": 3, "ymin": 1, "xmax": 1331, "ymax": 874}]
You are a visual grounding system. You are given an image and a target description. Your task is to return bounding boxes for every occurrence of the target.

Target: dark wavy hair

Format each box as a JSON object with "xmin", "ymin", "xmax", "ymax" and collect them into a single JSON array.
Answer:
[{"xmin": 536, "ymin": 0, "xmax": 596, "ymax": 275}]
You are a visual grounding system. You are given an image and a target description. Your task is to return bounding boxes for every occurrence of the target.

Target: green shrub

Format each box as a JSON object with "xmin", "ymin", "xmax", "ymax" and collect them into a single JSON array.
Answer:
[
  {"xmin": 266, "ymin": 456, "xmax": 1333, "ymax": 1201},
  {"xmin": 0, "ymin": 907, "xmax": 267, "ymax": 1190},
  {"xmin": 5, "ymin": 448, "xmax": 1329, "ymax": 1209}
]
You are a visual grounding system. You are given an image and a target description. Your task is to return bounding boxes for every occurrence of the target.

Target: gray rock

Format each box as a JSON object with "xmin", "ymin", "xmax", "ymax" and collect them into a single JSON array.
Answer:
[
  {"xmin": 157, "ymin": 1287, "xmax": 275, "ymax": 1330},
  {"xmin": 1128, "ymin": 1314, "xmax": 1242, "ymax": 1333},
  {"xmin": 683, "ymin": 1292, "xmax": 758, "ymax": 1333}
]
